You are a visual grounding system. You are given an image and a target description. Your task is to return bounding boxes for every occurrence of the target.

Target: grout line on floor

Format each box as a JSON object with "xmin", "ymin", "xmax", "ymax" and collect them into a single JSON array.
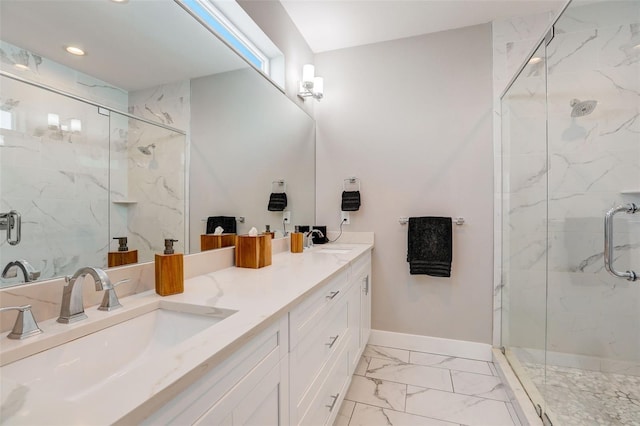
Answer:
[{"xmin": 349, "ymin": 401, "xmax": 468, "ymax": 426}]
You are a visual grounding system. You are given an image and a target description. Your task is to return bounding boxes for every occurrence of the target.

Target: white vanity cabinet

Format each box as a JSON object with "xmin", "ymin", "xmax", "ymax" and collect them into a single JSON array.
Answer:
[
  {"xmin": 290, "ymin": 250, "xmax": 372, "ymax": 426},
  {"xmin": 289, "ymin": 268, "xmax": 352, "ymax": 425},
  {"xmin": 142, "ymin": 249, "xmax": 373, "ymax": 426},
  {"xmin": 354, "ymin": 252, "xmax": 372, "ymax": 356},
  {"xmin": 141, "ymin": 317, "xmax": 289, "ymax": 426}
]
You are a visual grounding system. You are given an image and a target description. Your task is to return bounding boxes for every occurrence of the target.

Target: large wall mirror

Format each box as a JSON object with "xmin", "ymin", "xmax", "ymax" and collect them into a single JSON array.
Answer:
[{"xmin": 0, "ymin": 0, "xmax": 316, "ymax": 288}]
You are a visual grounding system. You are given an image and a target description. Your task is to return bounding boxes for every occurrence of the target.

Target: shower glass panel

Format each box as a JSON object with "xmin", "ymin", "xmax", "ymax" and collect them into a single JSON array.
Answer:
[
  {"xmin": 500, "ymin": 42, "xmax": 549, "ymax": 415},
  {"xmin": 0, "ymin": 75, "xmax": 187, "ymax": 286},
  {"xmin": 0, "ymin": 75, "xmax": 110, "ymax": 284},
  {"xmin": 501, "ymin": 1, "xmax": 640, "ymax": 424},
  {"xmin": 543, "ymin": 1, "xmax": 639, "ymax": 424}
]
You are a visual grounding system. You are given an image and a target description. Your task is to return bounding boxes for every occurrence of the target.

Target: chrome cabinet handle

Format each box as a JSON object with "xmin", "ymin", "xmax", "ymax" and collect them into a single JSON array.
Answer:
[
  {"xmin": 604, "ymin": 203, "xmax": 637, "ymax": 281},
  {"xmin": 363, "ymin": 276, "xmax": 369, "ymax": 295},
  {"xmin": 326, "ymin": 393, "xmax": 340, "ymax": 411},
  {"xmin": 326, "ymin": 290, "xmax": 340, "ymax": 300},
  {"xmin": 325, "ymin": 335, "xmax": 339, "ymax": 348}
]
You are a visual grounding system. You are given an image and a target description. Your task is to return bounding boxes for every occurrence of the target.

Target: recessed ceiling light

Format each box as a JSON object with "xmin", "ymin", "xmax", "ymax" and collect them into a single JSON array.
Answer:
[
  {"xmin": 528, "ymin": 57, "xmax": 542, "ymax": 65},
  {"xmin": 110, "ymin": 0, "xmax": 129, "ymax": 2},
  {"xmin": 65, "ymin": 46, "xmax": 86, "ymax": 56},
  {"xmin": 14, "ymin": 64, "xmax": 30, "ymax": 71}
]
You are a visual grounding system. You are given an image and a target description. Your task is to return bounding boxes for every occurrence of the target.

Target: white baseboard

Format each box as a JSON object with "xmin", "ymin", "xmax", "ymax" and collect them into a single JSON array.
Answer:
[{"xmin": 369, "ymin": 329, "xmax": 493, "ymax": 362}]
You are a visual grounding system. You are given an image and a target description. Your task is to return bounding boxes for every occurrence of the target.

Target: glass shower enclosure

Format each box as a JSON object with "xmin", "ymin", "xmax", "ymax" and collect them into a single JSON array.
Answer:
[
  {"xmin": 0, "ymin": 73, "xmax": 186, "ymax": 285},
  {"xmin": 500, "ymin": 0, "xmax": 639, "ymax": 424}
]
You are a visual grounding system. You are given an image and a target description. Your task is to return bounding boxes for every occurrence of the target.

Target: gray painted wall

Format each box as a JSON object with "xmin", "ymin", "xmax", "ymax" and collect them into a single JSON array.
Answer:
[{"xmin": 314, "ymin": 24, "xmax": 495, "ymax": 344}]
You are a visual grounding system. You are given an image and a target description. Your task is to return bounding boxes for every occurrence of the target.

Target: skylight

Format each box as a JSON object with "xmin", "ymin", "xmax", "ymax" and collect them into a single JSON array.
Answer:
[{"xmin": 178, "ymin": 0, "xmax": 268, "ymax": 73}]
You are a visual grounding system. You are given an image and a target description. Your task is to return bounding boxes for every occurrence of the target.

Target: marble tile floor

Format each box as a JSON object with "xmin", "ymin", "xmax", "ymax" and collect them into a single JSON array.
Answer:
[
  {"xmin": 334, "ymin": 345, "xmax": 522, "ymax": 426},
  {"xmin": 521, "ymin": 362, "xmax": 640, "ymax": 426}
]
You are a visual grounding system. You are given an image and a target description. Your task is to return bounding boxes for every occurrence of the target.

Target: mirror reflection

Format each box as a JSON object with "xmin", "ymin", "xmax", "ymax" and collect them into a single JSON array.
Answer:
[{"xmin": 0, "ymin": 0, "xmax": 315, "ymax": 287}]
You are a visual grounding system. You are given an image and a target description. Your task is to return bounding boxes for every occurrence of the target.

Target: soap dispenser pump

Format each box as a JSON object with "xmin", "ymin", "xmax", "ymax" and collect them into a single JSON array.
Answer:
[{"xmin": 155, "ymin": 238, "xmax": 184, "ymax": 296}]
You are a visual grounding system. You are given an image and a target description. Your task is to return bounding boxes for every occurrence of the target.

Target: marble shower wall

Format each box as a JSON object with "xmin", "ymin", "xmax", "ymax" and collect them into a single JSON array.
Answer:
[
  {"xmin": 124, "ymin": 81, "xmax": 190, "ymax": 257},
  {"xmin": 1, "ymin": 40, "xmax": 188, "ymax": 284},
  {"xmin": 499, "ymin": 1, "xmax": 640, "ymax": 375}
]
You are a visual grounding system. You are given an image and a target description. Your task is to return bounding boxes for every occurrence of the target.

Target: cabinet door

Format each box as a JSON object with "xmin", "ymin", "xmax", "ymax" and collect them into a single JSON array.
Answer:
[
  {"xmin": 347, "ymin": 280, "xmax": 361, "ymax": 374},
  {"xmin": 195, "ymin": 355, "xmax": 287, "ymax": 426},
  {"xmin": 360, "ymin": 273, "xmax": 371, "ymax": 348}
]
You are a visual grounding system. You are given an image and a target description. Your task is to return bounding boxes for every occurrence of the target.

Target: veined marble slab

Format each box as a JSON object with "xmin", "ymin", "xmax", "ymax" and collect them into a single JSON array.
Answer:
[{"xmin": 0, "ymin": 243, "xmax": 373, "ymax": 424}]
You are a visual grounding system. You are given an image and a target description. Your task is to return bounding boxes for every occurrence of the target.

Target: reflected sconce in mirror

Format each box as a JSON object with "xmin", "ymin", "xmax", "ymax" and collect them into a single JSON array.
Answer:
[
  {"xmin": 47, "ymin": 113, "xmax": 60, "ymax": 130},
  {"xmin": 298, "ymin": 64, "xmax": 324, "ymax": 101},
  {"xmin": 47, "ymin": 113, "xmax": 82, "ymax": 134}
]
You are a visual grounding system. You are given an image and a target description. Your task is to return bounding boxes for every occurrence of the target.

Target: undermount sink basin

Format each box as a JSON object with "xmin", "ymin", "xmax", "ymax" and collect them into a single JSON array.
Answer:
[
  {"xmin": 317, "ymin": 248, "xmax": 352, "ymax": 254},
  {"xmin": 1, "ymin": 302, "xmax": 236, "ymax": 401}
]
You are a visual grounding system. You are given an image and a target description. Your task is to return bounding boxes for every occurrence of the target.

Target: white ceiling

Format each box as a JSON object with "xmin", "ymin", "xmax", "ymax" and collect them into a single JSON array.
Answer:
[
  {"xmin": 0, "ymin": 0, "xmax": 248, "ymax": 92},
  {"xmin": 280, "ymin": 0, "xmax": 566, "ymax": 53}
]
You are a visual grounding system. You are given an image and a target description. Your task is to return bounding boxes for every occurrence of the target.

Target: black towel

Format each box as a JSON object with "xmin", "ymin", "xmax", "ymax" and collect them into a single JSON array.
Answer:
[
  {"xmin": 407, "ymin": 217, "xmax": 452, "ymax": 277},
  {"xmin": 206, "ymin": 216, "xmax": 236, "ymax": 234},
  {"xmin": 268, "ymin": 192, "xmax": 287, "ymax": 211},
  {"xmin": 341, "ymin": 191, "xmax": 361, "ymax": 211}
]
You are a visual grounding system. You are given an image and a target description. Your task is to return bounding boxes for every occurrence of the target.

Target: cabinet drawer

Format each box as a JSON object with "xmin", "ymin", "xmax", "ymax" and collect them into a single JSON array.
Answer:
[
  {"xmin": 290, "ymin": 298, "xmax": 349, "ymax": 403},
  {"xmin": 289, "ymin": 269, "xmax": 349, "ymax": 348},
  {"xmin": 298, "ymin": 341, "xmax": 350, "ymax": 426}
]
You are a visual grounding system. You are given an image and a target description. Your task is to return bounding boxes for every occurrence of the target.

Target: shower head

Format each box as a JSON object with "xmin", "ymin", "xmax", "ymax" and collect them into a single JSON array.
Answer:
[
  {"xmin": 570, "ymin": 98, "xmax": 597, "ymax": 117},
  {"xmin": 137, "ymin": 143, "xmax": 156, "ymax": 155}
]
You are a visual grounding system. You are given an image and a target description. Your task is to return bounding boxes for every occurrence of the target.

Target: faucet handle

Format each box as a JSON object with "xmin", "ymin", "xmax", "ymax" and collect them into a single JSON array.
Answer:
[
  {"xmin": 97, "ymin": 279, "xmax": 128, "ymax": 312},
  {"xmin": 0, "ymin": 305, "xmax": 43, "ymax": 340}
]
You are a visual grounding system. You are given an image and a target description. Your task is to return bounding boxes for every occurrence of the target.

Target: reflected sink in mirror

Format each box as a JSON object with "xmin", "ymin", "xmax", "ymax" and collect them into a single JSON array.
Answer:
[{"xmin": 1, "ymin": 303, "xmax": 236, "ymax": 401}]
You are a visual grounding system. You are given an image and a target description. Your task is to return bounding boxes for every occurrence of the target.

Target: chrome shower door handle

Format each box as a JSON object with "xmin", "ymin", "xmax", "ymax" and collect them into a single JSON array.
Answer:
[
  {"xmin": 604, "ymin": 203, "xmax": 638, "ymax": 281},
  {"xmin": 0, "ymin": 210, "xmax": 21, "ymax": 245}
]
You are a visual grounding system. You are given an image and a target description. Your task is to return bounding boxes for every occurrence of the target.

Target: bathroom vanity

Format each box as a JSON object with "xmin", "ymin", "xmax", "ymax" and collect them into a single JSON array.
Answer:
[{"xmin": 0, "ymin": 243, "xmax": 372, "ymax": 425}]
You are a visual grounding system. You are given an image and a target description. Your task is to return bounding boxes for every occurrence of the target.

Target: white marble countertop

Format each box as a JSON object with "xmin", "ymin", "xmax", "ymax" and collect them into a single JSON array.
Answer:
[{"xmin": 0, "ymin": 243, "xmax": 373, "ymax": 425}]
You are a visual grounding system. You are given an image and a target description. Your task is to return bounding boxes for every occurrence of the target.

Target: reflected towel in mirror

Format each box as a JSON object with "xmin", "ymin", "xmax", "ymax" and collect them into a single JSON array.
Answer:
[
  {"xmin": 206, "ymin": 216, "xmax": 237, "ymax": 234},
  {"xmin": 341, "ymin": 190, "xmax": 361, "ymax": 211},
  {"xmin": 268, "ymin": 193, "xmax": 287, "ymax": 211}
]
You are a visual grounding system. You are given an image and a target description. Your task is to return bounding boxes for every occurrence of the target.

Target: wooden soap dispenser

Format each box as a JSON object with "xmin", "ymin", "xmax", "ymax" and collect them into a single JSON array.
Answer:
[
  {"xmin": 290, "ymin": 225, "xmax": 304, "ymax": 253},
  {"xmin": 155, "ymin": 238, "xmax": 184, "ymax": 296},
  {"xmin": 108, "ymin": 237, "xmax": 138, "ymax": 267}
]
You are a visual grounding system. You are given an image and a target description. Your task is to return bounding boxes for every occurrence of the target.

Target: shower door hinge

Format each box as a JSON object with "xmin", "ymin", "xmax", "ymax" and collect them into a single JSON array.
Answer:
[
  {"xmin": 500, "ymin": 346, "xmax": 506, "ymax": 355},
  {"xmin": 535, "ymin": 404, "xmax": 543, "ymax": 417},
  {"xmin": 97, "ymin": 107, "xmax": 110, "ymax": 116},
  {"xmin": 542, "ymin": 412, "xmax": 553, "ymax": 426},
  {"xmin": 545, "ymin": 27, "xmax": 555, "ymax": 46}
]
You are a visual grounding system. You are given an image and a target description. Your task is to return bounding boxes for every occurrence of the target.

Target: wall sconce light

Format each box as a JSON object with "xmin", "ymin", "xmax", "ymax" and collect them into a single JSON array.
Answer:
[{"xmin": 298, "ymin": 64, "xmax": 324, "ymax": 101}]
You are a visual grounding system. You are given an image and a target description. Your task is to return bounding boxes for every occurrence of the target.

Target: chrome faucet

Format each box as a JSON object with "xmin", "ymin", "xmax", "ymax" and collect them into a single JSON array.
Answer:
[
  {"xmin": 304, "ymin": 229, "xmax": 325, "ymax": 249},
  {"xmin": 57, "ymin": 267, "xmax": 120, "ymax": 324},
  {"xmin": 2, "ymin": 260, "xmax": 41, "ymax": 282}
]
